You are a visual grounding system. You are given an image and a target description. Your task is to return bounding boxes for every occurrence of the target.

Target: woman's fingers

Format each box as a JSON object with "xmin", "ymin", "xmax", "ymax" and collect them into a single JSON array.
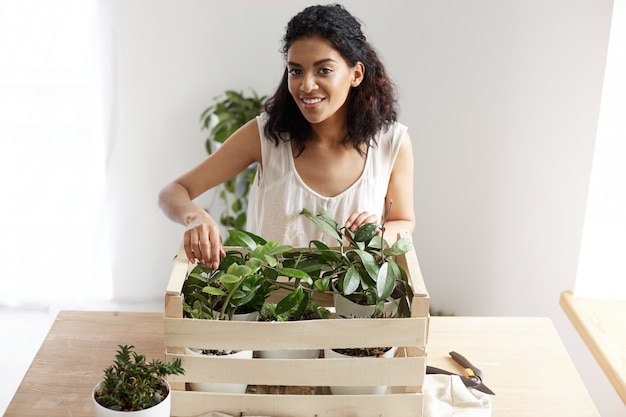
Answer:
[
  {"xmin": 345, "ymin": 211, "xmax": 379, "ymax": 231},
  {"xmin": 184, "ymin": 220, "xmax": 223, "ymax": 269}
]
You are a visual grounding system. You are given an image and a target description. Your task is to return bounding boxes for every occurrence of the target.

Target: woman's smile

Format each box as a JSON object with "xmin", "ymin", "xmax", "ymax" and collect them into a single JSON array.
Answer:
[{"xmin": 300, "ymin": 96, "xmax": 325, "ymax": 109}]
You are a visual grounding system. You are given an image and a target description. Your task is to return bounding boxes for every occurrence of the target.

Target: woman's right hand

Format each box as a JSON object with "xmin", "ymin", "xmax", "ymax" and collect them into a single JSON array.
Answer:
[
  {"xmin": 158, "ymin": 119, "xmax": 262, "ymax": 269},
  {"xmin": 184, "ymin": 211, "xmax": 225, "ymax": 270}
]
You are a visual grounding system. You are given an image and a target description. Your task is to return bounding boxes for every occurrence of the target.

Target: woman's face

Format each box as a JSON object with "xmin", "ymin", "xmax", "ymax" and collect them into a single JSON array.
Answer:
[{"xmin": 286, "ymin": 36, "xmax": 364, "ymax": 127}]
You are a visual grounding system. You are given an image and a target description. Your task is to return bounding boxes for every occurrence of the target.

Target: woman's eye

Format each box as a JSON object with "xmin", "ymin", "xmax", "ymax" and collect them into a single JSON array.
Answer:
[
  {"xmin": 318, "ymin": 67, "xmax": 333, "ymax": 74},
  {"xmin": 287, "ymin": 68, "xmax": 302, "ymax": 76}
]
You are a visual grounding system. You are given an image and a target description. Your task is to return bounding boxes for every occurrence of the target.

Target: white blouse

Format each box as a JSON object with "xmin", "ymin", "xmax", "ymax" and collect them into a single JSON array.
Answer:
[{"xmin": 246, "ymin": 113, "xmax": 407, "ymax": 247}]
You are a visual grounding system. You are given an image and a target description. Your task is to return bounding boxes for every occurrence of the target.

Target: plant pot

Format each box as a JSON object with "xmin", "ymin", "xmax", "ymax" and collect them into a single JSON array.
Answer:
[
  {"xmin": 185, "ymin": 348, "xmax": 252, "ymax": 393},
  {"xmin": 92, "ymin": 379, "xmax": 171, "ymax": 416},
  {"xmin": 323, "ymin": 346, "xmax": 398, "ymax": 395},
  {"xmin": 210, "ymin": 310, "xmax": 260, "ymax": 321},
  {"xmin": 186, "ymin": 310, "xmax": 257, "ymax": 393},
  {"xmin": 333, "ymin": 293, "xmax": 399, "ymax": 318}
]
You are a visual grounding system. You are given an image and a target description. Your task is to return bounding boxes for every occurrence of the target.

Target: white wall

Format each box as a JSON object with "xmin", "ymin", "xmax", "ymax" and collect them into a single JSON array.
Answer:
[{"xmin": 105, "ymin": 1, "xmax": 622, "ymax": 414}]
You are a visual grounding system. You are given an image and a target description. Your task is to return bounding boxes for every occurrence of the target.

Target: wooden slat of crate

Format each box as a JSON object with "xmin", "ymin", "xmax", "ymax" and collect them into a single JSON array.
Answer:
[
  {"xmin": 164, "ymin": 316, "xmax": 427, "ymax": 351},
  {"xmin": 166, "ymin": 353, "xmax": 425, "ymax": 387},
  {"xmin": 171, "ymin": 391, "xmax": 424, "ymax": 417}
]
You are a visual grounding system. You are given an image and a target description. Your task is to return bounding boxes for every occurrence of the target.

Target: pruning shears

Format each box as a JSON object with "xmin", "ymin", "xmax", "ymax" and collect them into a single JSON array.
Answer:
[{"xmin": 426, "ymin": 351, "xmax": 495, "ymax": 395}]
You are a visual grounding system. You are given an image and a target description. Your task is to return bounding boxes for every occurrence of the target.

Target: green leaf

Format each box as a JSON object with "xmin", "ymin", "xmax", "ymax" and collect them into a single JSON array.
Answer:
[
  {"xmin": 293, "ymin": 292, "xmax": 309, "ymax": 320},
  {"xmin": 275, "ymin": 286, "xmax": 303, "ymax": 315},
  {"xmin": 309, "ymin": 240, "xmax": 341, "ymax": 262},
  {"xmin": 224, "ymin": 178, "xmax": 236, "ymax": 193},
  {"xmin": 368, "ymin": 235, "xmax": 386, "ymax": 250},
  {"xmin": 231, "ymin": 198, "xmax": 243, "ymax": 213},
  {"xmin": 301, "ymin": 209, "xmax": 342, "ymax": 243},
  {"xmin": 343, "ymin": 266, "xmax": 361, "ymax": 295},
  {"xmin": 233, "ymin": 212, "xmax": 247, "ymax": 230},
  {"xmin": 376, "ymin": 263, "xmax": 394, "ymax": 300},
  {"xmin": 226, "ymin": 263, "xmax": 253, "ymax": 277},
  {"xmin": 202, "ymin": 286, "xmax": 227, "ymax": 296},
  {"xmin": 266, "ymin": 244, "xmax": 293, "ymax": 257},
  {"xmin": 353, "ymin": 223, "xmax": 379, "ymax": 243},
  {"xmin": 314, "ymin": 278, "xmax": 329, "ymax": 292},
  {"xmin": 389, "ymin": 238, "xmax": 413, "ymax": 256},
  {"xmin": 220, "ymin": 214, "xmax": 234, "ymax": 228},
  {"xmin": 397, "ymin": 296, "xmax": 411, "ymax": 318},
  {"xmin": 274, "ymin": 267, "xmax": 311, "ymax": 280},
  {"xmin": 238, "ymin": 287, "xmax": 259, "ymax": 306},
  {"xmin": 219, "ymin": 273, "xmax": 242, "ymax": 284},
  {"xmin": 264, "ymin": 254, "xmax": 278, "ymax": 267},
  {"xmin": 227, "ymin": 230, "xmax": 258, "ymax": 252},
  {"xmin": 353, "ymin": 249, "xmax": 380, "ymax": 280}
]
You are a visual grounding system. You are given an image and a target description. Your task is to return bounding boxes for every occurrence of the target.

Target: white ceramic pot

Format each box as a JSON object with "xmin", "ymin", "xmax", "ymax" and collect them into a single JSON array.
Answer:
[
  {"xmin": 186, "ymin": 310, "xmax": 257, "ymax": 393},
  {"xmin": 92, "ymin": 379, "xmax": 171, "ymax": 417},
  {"xmin": 323, "ymin": 346, "xmax": 398, "ymax": 395},
  {"xmin": 185, "ymin": 348, "xmax": 252, "ymax": 393},
  {"xmin": 333, "ymin": 293, "xmax": 399, "ymax": 318}
]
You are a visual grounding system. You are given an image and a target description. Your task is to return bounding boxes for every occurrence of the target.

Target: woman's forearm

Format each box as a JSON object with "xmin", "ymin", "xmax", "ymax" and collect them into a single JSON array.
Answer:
[
  {"xmin": 158, "ymin": 181, "xmax": 205, "ymax": 227},
  {"xmin": 381, "ymin": 220, "xmax": 414, "ymax": 244}
]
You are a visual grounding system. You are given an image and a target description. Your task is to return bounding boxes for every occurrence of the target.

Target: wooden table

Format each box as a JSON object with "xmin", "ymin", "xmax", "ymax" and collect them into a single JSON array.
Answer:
[
  {"xmin": 560, "ymin": 290, "xmax": 626, "ymax": 404},
  {"xmin": 5, "ymin": 311, "xmax": 599, "ymax": 417}
]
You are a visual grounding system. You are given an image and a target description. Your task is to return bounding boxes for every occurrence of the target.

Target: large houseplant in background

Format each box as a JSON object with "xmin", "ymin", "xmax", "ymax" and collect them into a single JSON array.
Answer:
[{"xmin": 201, "ymin": 90, "xmax": 266, "ymax": 240}]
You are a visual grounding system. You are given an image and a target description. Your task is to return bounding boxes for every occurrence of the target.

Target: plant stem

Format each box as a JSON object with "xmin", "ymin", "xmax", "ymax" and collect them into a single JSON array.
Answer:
[{"xmin": 219, "ymin": 276, "xmax": 245, "ymax": 320}]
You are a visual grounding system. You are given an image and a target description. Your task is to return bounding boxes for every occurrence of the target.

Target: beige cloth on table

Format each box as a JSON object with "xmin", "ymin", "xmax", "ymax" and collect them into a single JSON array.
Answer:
[{"xmin": 423, "ymin": 374, "xmax": 492, "ymax": 417}]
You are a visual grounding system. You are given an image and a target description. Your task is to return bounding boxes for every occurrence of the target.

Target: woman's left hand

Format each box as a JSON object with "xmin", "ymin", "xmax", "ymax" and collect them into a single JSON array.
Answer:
[{"xmin": 344, "ymin": 211, "xmax": 380, "ymax": 232}]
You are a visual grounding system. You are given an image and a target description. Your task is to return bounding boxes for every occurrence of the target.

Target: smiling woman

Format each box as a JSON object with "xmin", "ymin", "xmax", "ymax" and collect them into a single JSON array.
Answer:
[{"xmin": 159, "ymin": 4, "xmax": 415, "ymax": 268}]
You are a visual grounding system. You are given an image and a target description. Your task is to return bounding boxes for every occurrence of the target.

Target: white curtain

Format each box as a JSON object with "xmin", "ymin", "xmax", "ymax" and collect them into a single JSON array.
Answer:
[
  {"xmin": 575, "ymin": 0, "xmax": 626, "ymax": 300},
  {"xmin": 0, "ymin": 0, "xmax": 111, "ymax": 307}
]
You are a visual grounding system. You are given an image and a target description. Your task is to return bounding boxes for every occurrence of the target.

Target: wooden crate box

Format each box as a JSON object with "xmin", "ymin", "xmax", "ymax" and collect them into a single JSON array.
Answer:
[{"xmin": 164, "ymin": 235, "xmax": 429, "ymax": 417}]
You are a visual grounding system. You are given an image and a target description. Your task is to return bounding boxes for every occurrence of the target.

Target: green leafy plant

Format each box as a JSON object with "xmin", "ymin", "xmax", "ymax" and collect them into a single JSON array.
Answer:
[
  {"xmin": 182, "ymin": 229, "xmax": 312, "ymax": 320},
  {"xmin": 94, "ymin": 345, "xmax": 184, "ymax": 412},
  {"xmin": 201, "ymin": 90, "xmax": 266, "ymax": 235},
  {"xmin": 259, "ymin": 296, "xmax": 330, "ymax": 322},
  {"xmin": 295, "ymin": 208, "xmax": 414, "ymax": 318}
]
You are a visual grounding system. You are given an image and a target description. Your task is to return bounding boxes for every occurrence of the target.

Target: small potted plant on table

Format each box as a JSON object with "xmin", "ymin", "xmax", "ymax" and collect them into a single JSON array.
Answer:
[{"xmin": 92, "ymin": 344, "xmax": 184, "ymax": 416}]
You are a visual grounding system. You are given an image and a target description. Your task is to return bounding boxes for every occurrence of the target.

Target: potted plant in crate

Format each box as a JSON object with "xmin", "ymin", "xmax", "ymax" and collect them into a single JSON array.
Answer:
[
  {"xmin": 182, "ymin": 229, "xmax": 313, "ymax": 321},
  {"xmin": 92, "ymin": 344, "xmax": 184, "ymax": 416},
  {"xmin": 297, "ymin": 209, "xmax": 414, "ymax": 394},
  {"xmin": 181, "ymin": 229, "xmax": 313, "ymax": 391},
  {"xmin": 200, "ymin": 90, "xmax": 266, "ymax": 238},
  {"xmin": 299, "ymin": 208, "xmax": 414, "ymax": 319},
  {"xmin": 258, "ymin": 287, "xmax": 331, "ymax": 359}
]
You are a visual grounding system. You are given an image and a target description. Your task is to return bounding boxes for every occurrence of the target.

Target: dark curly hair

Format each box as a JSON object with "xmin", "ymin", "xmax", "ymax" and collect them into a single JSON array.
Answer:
[{"xmin": 263, "ymin": 4, "xmax": 398, "ymax": 155}]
